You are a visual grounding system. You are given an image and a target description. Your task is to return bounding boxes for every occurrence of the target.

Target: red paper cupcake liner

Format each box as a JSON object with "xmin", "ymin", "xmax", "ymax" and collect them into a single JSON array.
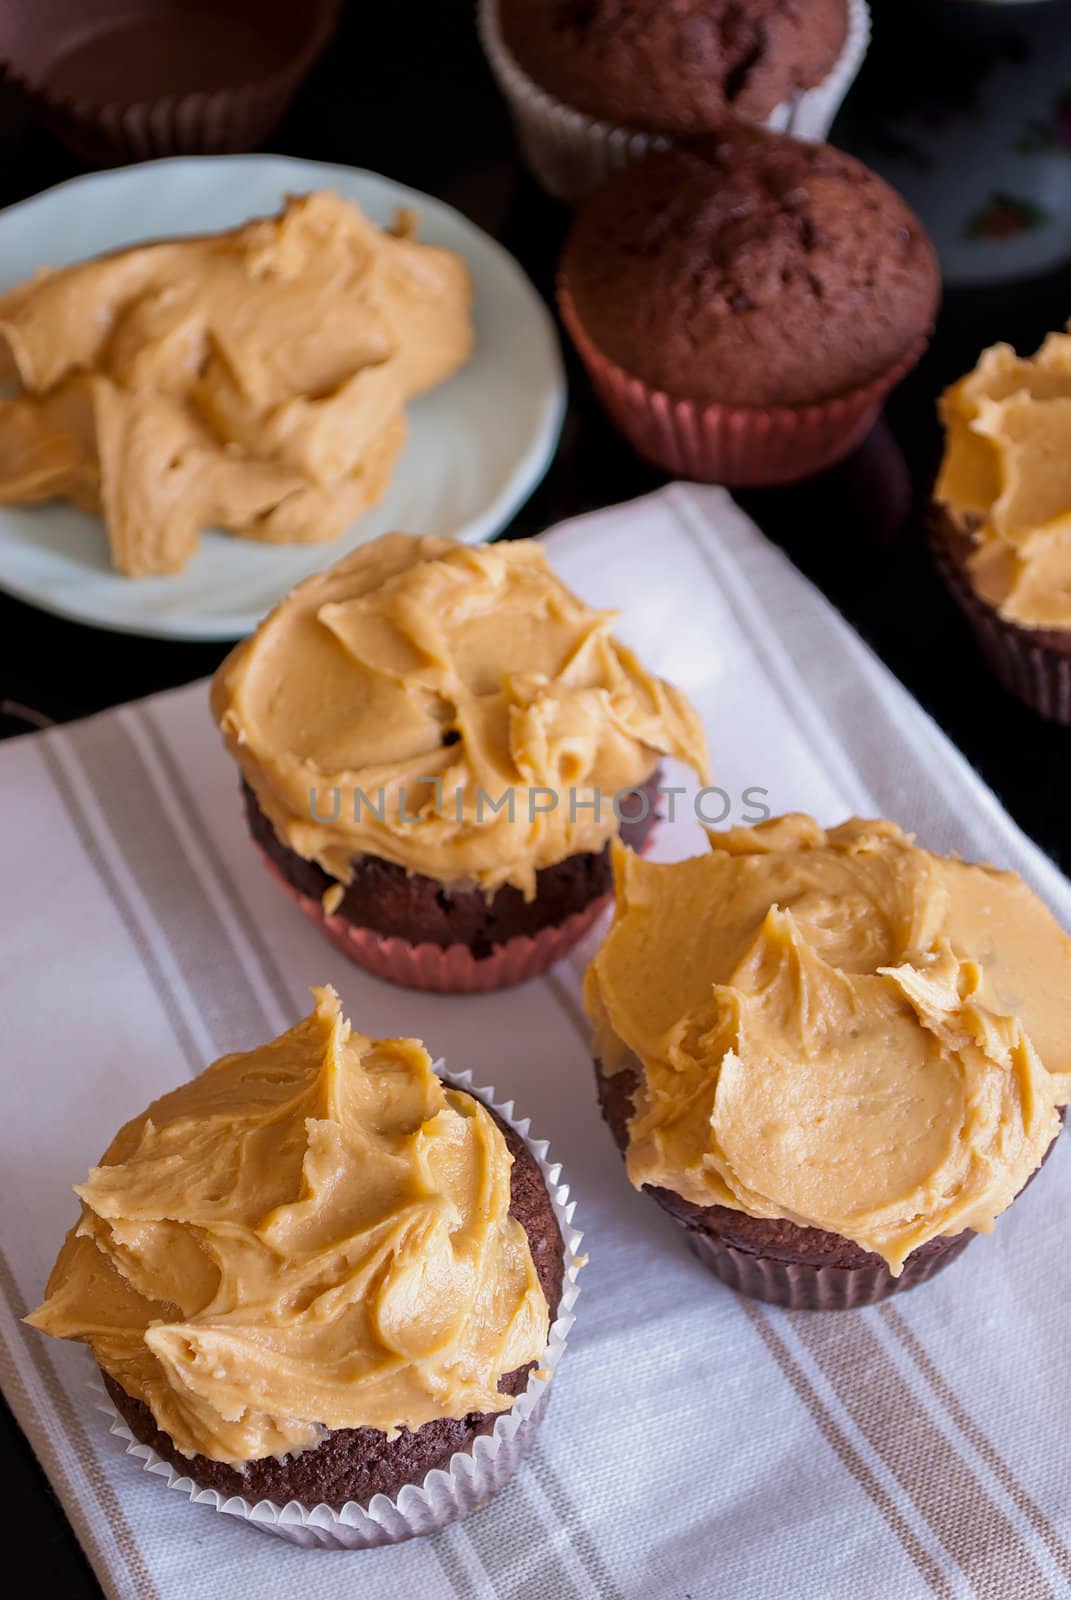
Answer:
[
  {"xmin": 558, "ymin": 276, "xmax": 929, "ymax": 487},
  {"xmin": 683, "ymin": 1229, "xmax": 974, "ymax": 1310},
  {"xmin": 257, "ymin": 851, "xmax": 611, "ymax": 993},
  {"xmin": 930, "ymin": 512, "xmax": 1071, "ymax": 724},
  {"xmin": 5, "ymin": 0, "xmax": 339, "ymax": 167}
]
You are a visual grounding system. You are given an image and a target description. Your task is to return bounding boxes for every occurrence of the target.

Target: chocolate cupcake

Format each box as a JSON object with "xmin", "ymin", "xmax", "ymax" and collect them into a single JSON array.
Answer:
[
  {"xmin": 931, "ymin": 333, "xmax": 1071, "ymax": 723},
  {"xmin": 28, "ymin": 988, "xmax": 582, "ymax": 1548},
  {"xmin": 584, "ymin": 815, "xmax": 1071, "ymax": 1310},
  {"xmin": 558, "ymin": 128, "xmax": 940, "ymax": 486},
  {"xmin": 479, "ymin": 0, "xmax": 870, "ymax": 200},
  {"xmin": 212, "ymin": 533, "xmax": 709, "ymax": 991}
]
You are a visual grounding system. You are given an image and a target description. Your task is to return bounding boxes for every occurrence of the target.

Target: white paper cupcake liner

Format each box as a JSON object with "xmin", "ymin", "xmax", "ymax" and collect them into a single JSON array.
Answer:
[
  {"xmin": 90, "ymin": 1069, "xmax": 583, "ymax": 1550},
  {"xmin": 478, "ymin": 0, "xmax": 871, "ymax": 200}
]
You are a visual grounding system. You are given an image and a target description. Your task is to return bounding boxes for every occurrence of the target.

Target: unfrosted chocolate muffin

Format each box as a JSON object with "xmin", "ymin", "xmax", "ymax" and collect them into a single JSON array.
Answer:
[
  {"xmin": 561, "ymin": 127, "xmax": 940, "ymax": 408},
  {"xmin": 497, "ymin": 0, "xmax": 849, "ymax": 136}
]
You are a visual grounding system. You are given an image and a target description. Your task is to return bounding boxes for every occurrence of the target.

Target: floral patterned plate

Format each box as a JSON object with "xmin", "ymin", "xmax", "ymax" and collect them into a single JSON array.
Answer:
[{"xmin": 845, "ymin": 0, "xmax": 1071, "ymax": 286}]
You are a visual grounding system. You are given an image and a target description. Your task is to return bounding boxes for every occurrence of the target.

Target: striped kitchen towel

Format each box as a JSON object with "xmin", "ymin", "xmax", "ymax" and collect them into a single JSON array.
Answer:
[{"xmin": 1, "ymin": 483, "xmax": 1069, "ymax": 1600}]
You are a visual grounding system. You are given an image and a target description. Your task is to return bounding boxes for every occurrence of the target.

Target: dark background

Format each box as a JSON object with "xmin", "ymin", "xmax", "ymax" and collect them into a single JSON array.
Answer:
[{"xmin": 3, "ymin": 1, "xmax": 1069, "ymax": 1592}]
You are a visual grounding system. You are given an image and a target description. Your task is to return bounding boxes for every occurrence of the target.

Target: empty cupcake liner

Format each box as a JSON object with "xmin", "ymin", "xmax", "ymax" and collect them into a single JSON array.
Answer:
[
  {"xmin": 682, "ymin": 1228, "xmax": 975, "ymax": 1311},
  {"xmin": 558, "ymin": 276, "xmax": 928, "ymax": 486},
  {"xmin": 5, "ymin": 0, "xmax": 339, "ymax": 166},
  {"xmin": 257, "ymin": 849, "xmax": 612, "ymax": 992},
  {"xmin": 91, "ymin": 1071, "xmax": 584, "ymax": 1549},
  {"xmin": 930, "ymin": 513, "xmax": 1071, "ymax": 724},
  {"xmin": 478, "ymin": 0, "xmax": 871, "ymax": 201}
]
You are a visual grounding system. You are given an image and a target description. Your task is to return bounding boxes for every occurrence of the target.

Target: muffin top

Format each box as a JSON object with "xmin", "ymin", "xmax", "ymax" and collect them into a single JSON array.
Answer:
[
  {"xmin": 562, "ymin": 129, "xmax": 940, "ymax": 407},
  {"xmin": 584, "ymin": 815, "xmax": 1071, "ymax": 1273},
  {"xmin": 28, "ymin": 989, "xmax": 549, "ymax": 1466},
  {"xmin": 212, "ymin": 532, "xmax": 709, "ymax": 898},
  {"xmin": 498, "ymin": 0, "xmax": 849, "ymax": 135},
  {"xmin": 936, "ymin": 332, "xmax": 1071, "ymax": 630}
]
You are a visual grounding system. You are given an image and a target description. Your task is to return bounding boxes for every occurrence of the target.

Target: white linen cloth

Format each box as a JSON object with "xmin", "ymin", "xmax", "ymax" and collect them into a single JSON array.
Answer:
[{"xmin": 1, "ymin": 483, "xmax": 1069, "ymax": 1600}]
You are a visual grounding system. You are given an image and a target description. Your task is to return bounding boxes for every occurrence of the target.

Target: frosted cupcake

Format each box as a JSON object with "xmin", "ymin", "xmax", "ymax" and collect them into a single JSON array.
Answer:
[
  {"xmin": 212, "ymin": 533, "xmax": 709, "ymax": 991},
  {"xmin": 932, "ymin": 331, "xmax": 1071, "ymax": 722},
  {"xmin": 28, "ymin": 988, "xmax": 580, "ymax": 1548},
  {"xmin": 585, "ymin": 815, "xmax": 1071, "ymax": 1309}
]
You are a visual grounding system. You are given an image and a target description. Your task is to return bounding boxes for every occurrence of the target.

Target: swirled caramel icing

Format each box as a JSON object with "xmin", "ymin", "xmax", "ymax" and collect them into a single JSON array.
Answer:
[
  {"xmin": 936, "ymin": 333, "xmax": 1071, "ymax": 628},
  {"xmin": 0, "ymin": 192, "xmax": 471, "ymax": 575},
  {"xmin": 585, "ymin": 815, "xmax": 1071, "ymax": 1273},
  {"xmin": 211, "ymin": 532, "xmax": 710, "ymax": 897},
  {"xmin": 27, "ymin": 989, "xmax": 549, "ymax": 1466}
]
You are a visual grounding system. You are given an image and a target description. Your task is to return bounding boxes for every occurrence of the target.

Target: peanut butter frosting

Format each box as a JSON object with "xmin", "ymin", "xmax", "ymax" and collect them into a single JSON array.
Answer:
[
  {"xmin": 27, "ymin": 988, "xmax": 549, "ymax": 1466},
  {"xmin": 0, "ymin": 192, "xmax": 472, "ymax": 576},
  {"xmin": 585, "ymin": 815, "xmax": 1071, "ymax": 1273},
  {"xmin": 211, "ymin": 532, "xmax": 710, "ymax": 898},
  {"xmin": 936, "ymin": 332, "xmax": 1071, "ymax": 628}
]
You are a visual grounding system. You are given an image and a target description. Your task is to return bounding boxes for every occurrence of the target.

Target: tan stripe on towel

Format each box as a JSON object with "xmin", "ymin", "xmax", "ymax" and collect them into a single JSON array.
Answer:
[
  {"xmin": 526, "ymin": 1443, "xmax": 623, "ymax": 1600},
  {"xmin": 464, "ymin": 1472, "xmax": 588, "ymax": 1599},
  {"xmin": 792, "ymin": 1314, "xmax": 1056, "ymax": 1600},
  {"xmin": 879, "ymin": 1306, "xmax": 1071, "ymax": 1586},
  {"xmin": 39, "ymin": 736, "xmax": 203, "ymax": 1073},
  {"xmin": 131, "ymin": 703, "xmax": 300, "ymax": 1027},
  {"xmin": 0, "ymin": 1249, "xmax": 159, "ymax": 1600},
  {"xmin": 742, "ymin": 1303, "xmax": 955, "ymax": 1599},
  {"xmin": 65, "ymin": 715, "xmax": 271, "ymax": 1057}
]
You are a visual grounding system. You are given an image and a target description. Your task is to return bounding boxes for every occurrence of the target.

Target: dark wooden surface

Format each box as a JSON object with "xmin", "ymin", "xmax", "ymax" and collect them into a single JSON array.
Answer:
[{"xmin": 3, "ymin": 2, "xmax": 1069, "ymax": 1593}]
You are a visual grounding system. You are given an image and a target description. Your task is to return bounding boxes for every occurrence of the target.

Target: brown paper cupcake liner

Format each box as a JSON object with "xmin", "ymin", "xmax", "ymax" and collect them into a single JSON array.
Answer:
[
  {"xmin": 90, "ymin": 1069, "xmax": 584, "ymax": 1548},
  {"xmin": 478, "ymin": 0, "xmax": 871, "ymax": 201},
  {"xmin": 258, "ymin": 850, "xmax": 612, "ymax": 992},
  {"xmin": 598, "ymin": 1059, "xmax": 1065, "ymax": 1310},
  {"xmin": 680, "ymin": 1107, "xmax": 1064, "ymax": 1308},
  {"xmin": 559, "ymin": 276, "xmax": 928, "ymax": 487},
  {"xmin": 930, "ymin": 510, "xmax": 1071, "ymax": 724},
  {"xmin": 666, "ymin": 1105, "xmax": 1065, "ymax": 1309},
  {"xmin": 682, "ymin": 1228, "xmax": 974, "ymax": 1310},
  {"xmin": 4, "ymin": 0, "xmax": 339, "ymax": 166}
]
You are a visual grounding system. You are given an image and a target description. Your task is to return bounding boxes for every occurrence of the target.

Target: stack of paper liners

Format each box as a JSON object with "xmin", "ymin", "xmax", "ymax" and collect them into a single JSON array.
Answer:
[{"xmin": 0, "ymin": 192, "xmax": 472, "ymax": 576}]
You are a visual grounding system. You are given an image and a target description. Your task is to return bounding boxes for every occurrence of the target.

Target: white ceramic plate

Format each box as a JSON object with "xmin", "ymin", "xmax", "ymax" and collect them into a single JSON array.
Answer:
[{"xmin": 0, "ymin": 155, "xmax": 566, "ymax": 639}]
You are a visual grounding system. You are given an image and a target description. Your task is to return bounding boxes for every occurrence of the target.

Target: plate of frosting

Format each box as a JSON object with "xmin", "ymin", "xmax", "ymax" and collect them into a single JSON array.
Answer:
[{"xmin": 0, "ymin": 155, "xmax": 565, "ymax": 639}]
